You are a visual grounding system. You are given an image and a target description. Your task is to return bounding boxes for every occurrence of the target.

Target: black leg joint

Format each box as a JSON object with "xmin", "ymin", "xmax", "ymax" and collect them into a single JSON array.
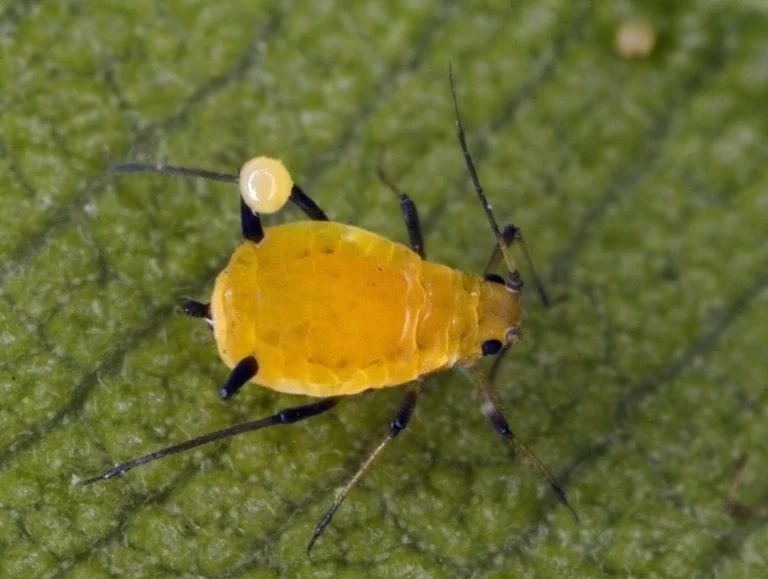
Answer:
[
  {"xmin": 502, "ymin": 224, "xmax": 521, "ymax": 243},
  {"xmin": 488, "ymin": 411, "xmax": 514, "ymax": 438},
  {"xmin": 388, "ymin": 389, "xmax": 418, "ymax": 438},
  {"xmin": 181, "ymin": 300, "xmax": 210, "ymax": 319},
  {"xmin": 240, "ymin": 197, "xmax": 264, "ymax": 243},
  {"xmin": 220, "ymin": 356, "xmax": 258, "ymax": 399}
]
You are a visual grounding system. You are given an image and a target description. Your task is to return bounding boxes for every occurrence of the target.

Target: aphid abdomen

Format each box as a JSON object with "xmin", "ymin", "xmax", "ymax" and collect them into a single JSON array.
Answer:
[{"xmin": 212, "ymin": 221, "xmax": 427, "ymax": 397}]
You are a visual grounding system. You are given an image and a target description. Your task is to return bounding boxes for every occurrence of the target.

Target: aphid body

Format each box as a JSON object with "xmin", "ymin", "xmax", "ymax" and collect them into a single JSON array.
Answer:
[
  {"xmin": 86, "ymin": 71, "xmax": 576, "ymax": 553},
  {"xmin": 215, "ymin": 220, "xmax": 519, "ymax": 397}
]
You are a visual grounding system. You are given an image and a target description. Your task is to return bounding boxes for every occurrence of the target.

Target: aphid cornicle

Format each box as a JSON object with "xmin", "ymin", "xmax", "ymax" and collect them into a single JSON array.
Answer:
[{"xmin": 84, "ymin": 69, "xmax": 577, "ymax": 553}]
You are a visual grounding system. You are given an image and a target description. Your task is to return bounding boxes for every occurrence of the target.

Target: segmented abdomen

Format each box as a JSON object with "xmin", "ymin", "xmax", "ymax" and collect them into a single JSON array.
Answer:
[{"xmin": 211, "ymin": 221, "xmax": 483, "ymax": 397}]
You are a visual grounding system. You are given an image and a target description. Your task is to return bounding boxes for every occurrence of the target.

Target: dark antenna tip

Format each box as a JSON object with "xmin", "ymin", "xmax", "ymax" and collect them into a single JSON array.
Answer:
[
  {"xmin": 306, "ymin": 536, "xmax": 317, "ymax": 557},
  {"xmin": 550, "ymin": 481, "xmax": 580, "ymax": 523}
]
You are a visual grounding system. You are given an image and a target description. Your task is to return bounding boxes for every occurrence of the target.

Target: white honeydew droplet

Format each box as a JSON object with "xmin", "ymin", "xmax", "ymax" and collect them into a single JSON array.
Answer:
[{"xmin": 238, "ymin": 157, "xmax": 294, "ymax": 214}]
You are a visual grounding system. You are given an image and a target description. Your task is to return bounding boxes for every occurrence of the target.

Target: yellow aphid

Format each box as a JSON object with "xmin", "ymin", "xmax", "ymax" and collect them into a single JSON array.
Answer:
[
  {"xmin": 213, "ymin": 220, "xmax": 520, "ymax": 397},
  {"xmin": 85, "ymin": 70, "xmax": 577, "ymax": 554}
]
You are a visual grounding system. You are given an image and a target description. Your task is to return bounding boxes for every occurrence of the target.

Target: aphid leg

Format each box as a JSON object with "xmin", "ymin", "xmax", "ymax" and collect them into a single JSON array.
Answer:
[
  {"xmin": 219, "ymin": 356, "xmax": 259, "ymax": 400},
  {"xmin": 377, "ymin": 167, "xmax": 425, "ymax": 258},
  {"xmin": 181, "ymin": 300, "xmax": 211, "ymax": 320},
  {"xmin": 307, "ymin": 381, "xmax": 421, "ymax": 554},
  {"xmin": 463, "ymin": 365, "xmax": 578, "ymax": 522},
  {"xmin": 289, "ymin": 185, "xmax": 329, "ymax": 221},
  {"xmin": 484, "ymin": 224, "xmax": 550, "ymax": 307},
  {"xmin": 80, "ymin": 397, "xmax": 341, "ymax": 486},
  {"xmin": 240, "ymin": 197, "xmax": 264, "ymax": 243}
]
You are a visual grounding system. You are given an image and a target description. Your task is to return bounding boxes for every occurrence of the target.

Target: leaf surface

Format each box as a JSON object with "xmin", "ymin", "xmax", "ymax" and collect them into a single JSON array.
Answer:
[{"xmin": 1, "ymin": 1, "xmax": 767, "ymax": 577}]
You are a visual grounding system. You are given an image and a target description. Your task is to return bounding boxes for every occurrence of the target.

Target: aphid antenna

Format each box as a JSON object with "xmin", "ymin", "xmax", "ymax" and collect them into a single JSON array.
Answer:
[
  {"xmin": 449, "ymin": 64, "xmax": 550, "ymax": 304},
  {"xmin": 112, "ymin": 162, "xmax": 239, "ymax": 184},
  {"xmin": 448, "ymin": 65, "xmax": 514, "ymax": 272}
]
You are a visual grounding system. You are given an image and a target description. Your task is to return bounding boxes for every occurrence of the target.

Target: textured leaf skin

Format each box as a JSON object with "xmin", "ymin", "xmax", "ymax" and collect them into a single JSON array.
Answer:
[{"xmin": 1, "ymin": 1, "xmax": 767, "ymax": 577}]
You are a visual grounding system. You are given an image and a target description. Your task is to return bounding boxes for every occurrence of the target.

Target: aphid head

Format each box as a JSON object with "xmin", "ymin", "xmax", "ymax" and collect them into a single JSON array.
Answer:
[{"xmin": 476, "ymin": 278, "xmax": 522, "ymax": 357}]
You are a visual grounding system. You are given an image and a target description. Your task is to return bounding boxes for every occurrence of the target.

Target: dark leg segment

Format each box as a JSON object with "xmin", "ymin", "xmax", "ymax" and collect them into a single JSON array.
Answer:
[
  {"xmin": 290, "ymin": 185, "xmax": 329, "ymax": 221},
  {"xmin": 464, "ymin": 365, "xmax": 578, "ymax": 521},
  {"xmin": 80, "ymin": 397, "xmax": 341, "ymax": 486},
  {"xmin": 377, "ymin": 168, "xmax": 425, "ymax": 258},
  {"xmin": 307, "ymin": 382, "xmax": 421, "ymax": 554},
  {"xmin": 241, "ymin": 197, "xmax": 264, "ymax": 243},
  {"xmin": 181, "ymin": 300, "xmax": 210, "ymax": 319},
  {"xmin": 219, "ymin": 356, "xmax": 259, "ymax": 400}
]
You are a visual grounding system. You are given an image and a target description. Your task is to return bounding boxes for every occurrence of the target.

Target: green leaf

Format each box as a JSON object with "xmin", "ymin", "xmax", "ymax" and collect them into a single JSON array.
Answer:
[{"xmin": 2, "ymin": 1, "xmax": 767, "ymax": 576}]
